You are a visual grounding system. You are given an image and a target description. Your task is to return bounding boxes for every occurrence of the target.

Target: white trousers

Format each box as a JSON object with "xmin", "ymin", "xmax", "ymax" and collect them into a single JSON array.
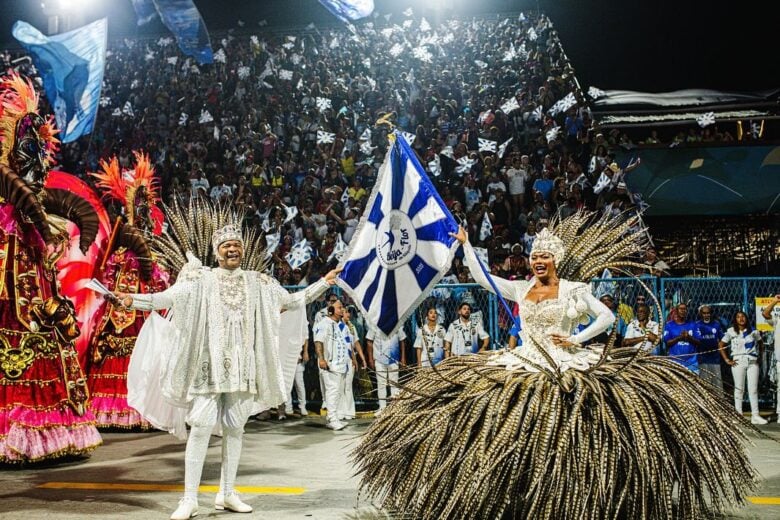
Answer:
[
  {"xmin": 319, "ymin": 368, "xmax": 346, "ymax": 423},
  {"xmin": 731, "ymin": 357, "xmax": 760, "ymax": 416},
  {"xmin": 338, "ymin": 362, "xmax": 356, "ymax": 420},
  {"xmin": 375, "ymin": 361, "xmax": 399, "ymax": 410},
  {"xmin": 699, "ymin": 362, "xmax": 723, "ymax": 392},
  {"xmin": 286, "ymin": 362, "xmax": 307, "ymax": 413},
  {"xmin": 183, "ymin": 392, "xmax": 253, "ymax": 501}
]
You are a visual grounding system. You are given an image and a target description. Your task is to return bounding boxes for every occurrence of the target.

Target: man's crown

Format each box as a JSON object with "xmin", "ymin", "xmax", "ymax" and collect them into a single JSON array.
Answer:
[{"xmin": 212, "ymin": 224, "xmax": 243, "ymax": 250}]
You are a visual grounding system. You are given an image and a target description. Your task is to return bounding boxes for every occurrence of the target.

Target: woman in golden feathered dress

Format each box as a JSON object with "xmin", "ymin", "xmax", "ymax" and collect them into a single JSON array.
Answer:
[{"xmin": 353, "ymin": 212, "xmax": 759, "ymax": 520}]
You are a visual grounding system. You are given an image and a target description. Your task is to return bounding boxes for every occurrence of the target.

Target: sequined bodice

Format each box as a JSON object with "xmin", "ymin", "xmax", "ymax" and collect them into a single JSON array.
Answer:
[{"xmin": 518, "ymin": 298, "xmax": 567, "ymax": 336}]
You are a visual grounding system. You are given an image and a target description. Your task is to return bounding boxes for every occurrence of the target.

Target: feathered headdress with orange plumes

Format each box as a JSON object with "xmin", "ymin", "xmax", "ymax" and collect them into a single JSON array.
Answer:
[
  {"xmin": 91, "ymin": 151, "xmax": 163, "ymax": 233},
  {"xmin": 0, "ymin": 72, "xmax": 59, "ymax": 169}
]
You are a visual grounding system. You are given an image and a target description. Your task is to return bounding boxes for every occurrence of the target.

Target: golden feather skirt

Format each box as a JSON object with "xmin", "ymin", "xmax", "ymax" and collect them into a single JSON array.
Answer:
[{"xmin": 353, "ymin": 349, "xmax": 758, "ymax": 519}]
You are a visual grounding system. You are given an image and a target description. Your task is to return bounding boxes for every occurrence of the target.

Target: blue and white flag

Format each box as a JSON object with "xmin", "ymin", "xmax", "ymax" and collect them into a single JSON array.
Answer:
[
  {"xmin": 12, "ymin": 19, "xmax": 107, "ymax": 143},
  {"xmin": 130, "ymin": 0, "xmax": 158, "ymax": 25},
  {"xmin": 134, "ymin": 0, "xmax": 213, "ymax": 64},
  {"xmin": 337, "ymin": 133, "xmax": 459, "ymax": 338},
  {"xmin": 286, "ymin": 239, "xmax": 313, "ymax": 269},
  {"xmin": 318, "ymin": 0, "xmax": 375, "ymax": 23}
]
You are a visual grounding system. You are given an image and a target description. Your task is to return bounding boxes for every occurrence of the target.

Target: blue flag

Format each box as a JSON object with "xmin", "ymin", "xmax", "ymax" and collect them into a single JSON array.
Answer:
[
  {"xmin": 318, "ymin": 0, "xmax": 375, "ymax": 23},
  {"xmin": 130, "ymin": 0, "xmax": 158, "ymax": 25},
  {"xmin": 12, "ymin": 19, "xmax": 107, "ymax": 143},
  {"xmin": 337, "ymin": 133, "xmax": 459, "ymax": 338},
  {"xmin": 149, "ymin": 0, "xmax": 213, "ymax": 64}
]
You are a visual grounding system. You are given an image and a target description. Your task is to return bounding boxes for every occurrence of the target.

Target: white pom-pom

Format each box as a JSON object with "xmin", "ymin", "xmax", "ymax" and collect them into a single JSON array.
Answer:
[
  {"xmin": 575, "ymin": 299, "xmax": 587, "ymax": 312},
  {"xmin": 566, "ymin": 306, "xmax": 578, "ymax": 319}
]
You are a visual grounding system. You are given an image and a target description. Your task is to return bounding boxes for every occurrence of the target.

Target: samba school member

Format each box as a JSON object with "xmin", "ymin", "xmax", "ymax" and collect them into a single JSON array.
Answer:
[
  {"xmin": 0, "ymin": 73, "xmax": 101, "ymax": 462},
  {"xmin": 86, "ymin": 152, "xmax": 169, "ymax": 429},
  {"xmin": 354, "ymin": 211, "xmax": 759, "ymax": 519}
]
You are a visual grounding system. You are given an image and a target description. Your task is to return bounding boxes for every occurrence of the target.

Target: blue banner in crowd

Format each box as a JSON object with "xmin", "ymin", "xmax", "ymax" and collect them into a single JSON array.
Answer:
[
  {"xmin": 318, "ymin": 0, "xmax": 375, "ymax": 23},
  {"xmin": 337, "ymin": 133, "xmax": 459, "ymax": 338},
  {"xmin": 130, "ymin": 0, "xmax": 157, "ymax": 25},
  {"xmin": 12, "ymin": 19, "xmax": 107, "ymax": 143},
  {"xmin": 151, "ymin": 0, "xmax": 213, "ymax": 64}
]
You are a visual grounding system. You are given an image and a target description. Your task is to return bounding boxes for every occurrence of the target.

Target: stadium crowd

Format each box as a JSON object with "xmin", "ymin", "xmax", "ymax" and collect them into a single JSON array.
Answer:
[
  {"xmin": 2, "ymin": 11, "xmax": 672, "ymax": 288},
  {"xmin": 2, "ymin": 10, "xmax": 777, "ymax": 419}
]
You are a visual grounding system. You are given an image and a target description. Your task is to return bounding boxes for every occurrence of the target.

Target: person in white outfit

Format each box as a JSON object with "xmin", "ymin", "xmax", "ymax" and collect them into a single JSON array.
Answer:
[
  {"xmin": 314, "ymin": 293, "xmax": 339, "ymax": 412},
  {"xmin": 366, "ymin": 329, "xmax": 407, "ymax": 413},
  {"xmin": 622, "ymin": 303, "xmax": 660, "ymax": 355},
  {"xmin": 444, "ymin": 302, "xmax": 490, "ymax": 357},
  {"xmin": 314, "ymin": 300, "xmax": 350, "ymax": 430},
  {"xmin": 337, "ymin": 307, "xmax": 362, "ymax": 421},
  {"xmin": 761, "ymin": 294, "xmax": 780, "ymax": 422},
  {"xmin": 113, "ymin": 224, "xmax": 340, "ymax": 519},
  {"xmin": 285, "ymin": 341, "xmax": 309, "ymax": 416},
  {"xmin": 719, "ymin": 311, "xmax": 767, "ymax": 425},
  {"xmin": 414, "ymin": 307, "xmax": 447, "ymax": 367}
]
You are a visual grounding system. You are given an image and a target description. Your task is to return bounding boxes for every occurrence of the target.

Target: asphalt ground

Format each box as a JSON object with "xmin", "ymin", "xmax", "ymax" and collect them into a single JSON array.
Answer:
[{"xmin": 2, "ymin": 412, "xmax": 780, "ymax": 519}]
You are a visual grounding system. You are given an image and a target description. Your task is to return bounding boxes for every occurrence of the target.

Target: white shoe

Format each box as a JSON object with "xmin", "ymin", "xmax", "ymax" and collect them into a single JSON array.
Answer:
[
  {"xmin": 751, "ymin": 415, "xmax": 768, "ymax": 425},
  {"xmin": 326, "ymin": 420, "xmax": 346, "ymax": 431},
  {"xmin": 215, "ymin": 492, "xmax": 252, "ymax": 513},
  {"xmin": 170, "ymin": 497, "xmax": 199, "ymax": 520},
  {"xmin": 299, "ymin": 408, "xmax": 308, "ymax": 416}
]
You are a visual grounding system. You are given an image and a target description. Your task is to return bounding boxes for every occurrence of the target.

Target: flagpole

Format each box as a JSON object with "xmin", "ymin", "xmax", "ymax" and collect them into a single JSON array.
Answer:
[{"xmin": 470, "ymin": 252, "xmax": 522, "ymax": 343}]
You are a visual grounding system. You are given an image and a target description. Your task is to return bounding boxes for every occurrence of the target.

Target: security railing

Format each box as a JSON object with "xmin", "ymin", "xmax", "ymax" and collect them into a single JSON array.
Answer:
[{"xmin": 286, "ymin": 277, "xmax": 780, "ymax": 409}]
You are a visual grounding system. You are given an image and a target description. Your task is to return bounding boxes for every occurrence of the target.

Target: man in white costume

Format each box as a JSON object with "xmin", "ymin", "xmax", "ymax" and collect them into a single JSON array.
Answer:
[
  {"xmin": 314, "ymin": 299, "xmax": 351, "ymax": 430},
  {"xmin": 113, "ymin": 224, "xmax": 339, "ymax": 520}
]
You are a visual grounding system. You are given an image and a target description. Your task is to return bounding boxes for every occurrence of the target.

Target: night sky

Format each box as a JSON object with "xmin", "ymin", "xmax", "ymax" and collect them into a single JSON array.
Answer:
[{"xmin": 0, "ymin": 0, "xmax": 776, "ymax": 93}]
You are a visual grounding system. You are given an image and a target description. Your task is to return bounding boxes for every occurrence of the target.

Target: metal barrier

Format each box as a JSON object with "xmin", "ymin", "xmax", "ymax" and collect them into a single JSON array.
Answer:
[{"xmin": 286, "ymin": 277, "xmax": 780, "ymax": 409}]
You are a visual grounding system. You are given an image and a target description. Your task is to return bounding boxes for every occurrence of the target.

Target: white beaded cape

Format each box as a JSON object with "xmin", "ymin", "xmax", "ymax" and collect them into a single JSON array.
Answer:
[{"xmin": 130, "ymin": 260, "xmax": 327, "ymax": 411}]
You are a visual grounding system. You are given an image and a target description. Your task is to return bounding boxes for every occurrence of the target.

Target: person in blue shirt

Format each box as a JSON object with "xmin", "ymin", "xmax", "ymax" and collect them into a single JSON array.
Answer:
[
  {"xmin": 663, "ymin": 303, "xmax": 701, "ymax": 373},
  {"xmin": 694, "ymin": 305, "xmax": 725, "ymax": 391},
  {"xmin": 719, "ymin": 311, "xmax": 766, "ymax": 425},
  {"xmin": 532, "ymin": 172, "xmax": 555, "ymax": 202}
]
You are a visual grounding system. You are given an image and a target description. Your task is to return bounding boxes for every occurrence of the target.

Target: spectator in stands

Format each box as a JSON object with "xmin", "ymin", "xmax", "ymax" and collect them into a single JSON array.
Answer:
[
  {"xmin": 719, "ymin": 311, "xmax": 767, "ymax": 425},
  {"xmin": 522, "ymin": 220, "xmax": 537, "ymax": 256},
  {"xmin": 694, "ymin": 305, "xmax": 725, "ymax": 391},
  {"xmin": 505, "ymin": 155, "xmax": 529, "ymax": 209},
  {"xmin": 644, "ymin": 247, "xmax": 671, "ymax": 276},
  {"xmin": 594, "ymin": 293, "xmax": 627, "ymax": 344},
  {"xmin": 209, "ymin": 174, "xmax": 232, "ymax": 202},
  {"xmin": 190, "ymin": 169, "xmax": 209, "ymax": 197},
  {"xmin": 622, "ymin": 303, "xmax": 661, "ymax": 354},
  {"xmin": 663, "ymin": 303, "xmax": 700, "ymax": 373}
]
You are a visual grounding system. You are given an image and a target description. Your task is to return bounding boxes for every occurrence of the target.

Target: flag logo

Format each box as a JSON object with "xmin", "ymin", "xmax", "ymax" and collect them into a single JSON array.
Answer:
[
  {"xmin": 376, "ymin": 210, "xmax": 415, "ymax": 269},
  {"xmin": 338, "ymin": 133, "xmax": 458, "ymax": 337}
]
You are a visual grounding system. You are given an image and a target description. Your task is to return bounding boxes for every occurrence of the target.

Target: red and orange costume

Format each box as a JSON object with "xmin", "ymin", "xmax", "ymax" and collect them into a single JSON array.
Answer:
[
  {"xmin": 0, "ymin": 73, "xmax": 101, "ymax": 462},
  {"xmin": 86, "ymin": 152, "xmax": 168, "ymax": 429}
]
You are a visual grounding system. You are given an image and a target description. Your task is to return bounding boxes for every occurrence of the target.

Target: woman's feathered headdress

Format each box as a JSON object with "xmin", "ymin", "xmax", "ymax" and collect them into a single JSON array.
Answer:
[
  {"xmin": 91, "ymin": 151, "xmax": 163, "ymax": 233},
  {"xmin": 0, "ymin": 72, "xmax": 59, "ymax": 169}
]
